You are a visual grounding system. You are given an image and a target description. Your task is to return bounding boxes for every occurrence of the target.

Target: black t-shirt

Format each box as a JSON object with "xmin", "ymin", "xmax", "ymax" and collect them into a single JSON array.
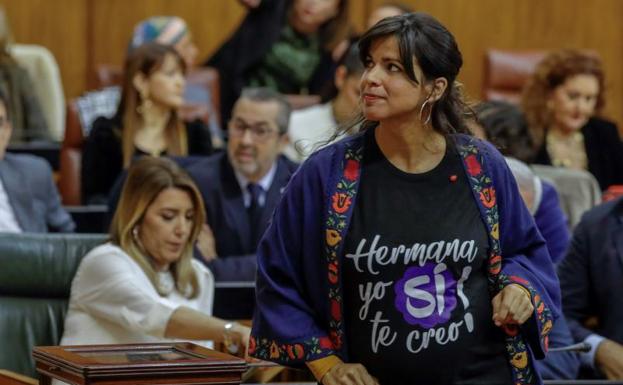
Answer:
[{"xmin": 342, "ymin": 129, "xmax": 512, "ymax": 385}]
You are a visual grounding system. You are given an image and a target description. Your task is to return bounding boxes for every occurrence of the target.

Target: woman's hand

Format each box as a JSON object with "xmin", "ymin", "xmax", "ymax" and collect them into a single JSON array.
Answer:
[
  {"xmin": 322, "ymin": 362, "xmax": 379, "ymax": 385},
  {"xmin": 196, "ymin": 223, "xmax": 217, "ymax": 262},
  {"xmin": 491, "ymin": 283, "xmax": 534, "ymax": 327},
  {"xmin": 224, "ymin": 322, "xmax": 251, "ymax": 358}
]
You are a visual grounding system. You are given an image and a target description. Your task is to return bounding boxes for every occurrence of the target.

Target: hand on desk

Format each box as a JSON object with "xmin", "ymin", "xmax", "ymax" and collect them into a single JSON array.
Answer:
[
  {"xmin": 322, "ymin": 362, "xmax": 379, "ymax": 385},
  {"xmin": 596, "ymin": 339, "xmax": 623, "ymax": 379}
]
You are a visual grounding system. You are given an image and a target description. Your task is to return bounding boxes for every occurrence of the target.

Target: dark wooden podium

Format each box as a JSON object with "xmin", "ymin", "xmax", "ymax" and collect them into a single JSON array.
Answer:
[{"xmin": 32, "ymin": 342, "xmax": 247, "ymax": 385}]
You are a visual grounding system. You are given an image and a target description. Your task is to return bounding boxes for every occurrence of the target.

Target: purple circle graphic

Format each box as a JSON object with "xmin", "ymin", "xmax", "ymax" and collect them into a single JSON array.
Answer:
[{"xmin": 394, "ymin": 263, "xmax": 457, "ymax": 328}]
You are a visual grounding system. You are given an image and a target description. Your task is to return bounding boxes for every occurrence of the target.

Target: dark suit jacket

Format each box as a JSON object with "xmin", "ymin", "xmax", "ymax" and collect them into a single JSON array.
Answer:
[
  {"xmin": 0, "ymin": 153, "xmax": 74, "ymax": 232},
  {"xmin": 534, "ymin": 117, "xmax": 623, "ymax": 191},
  {"xmin": 186, "ymin": 152, "xmax": 298, "ymax": 281},
  {"xmin": 558, "ymin": 197, "xmax": 623, "ymax": 350},
  {"xmin": 186, "ymin": 152, "xmax": 298, "ymax": 318}
]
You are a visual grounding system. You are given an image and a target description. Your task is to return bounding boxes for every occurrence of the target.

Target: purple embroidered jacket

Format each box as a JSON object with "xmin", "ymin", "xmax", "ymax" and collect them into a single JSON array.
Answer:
[{"xmin": 249, "ymin": 132, "xmax": 560, "ymax": 385}]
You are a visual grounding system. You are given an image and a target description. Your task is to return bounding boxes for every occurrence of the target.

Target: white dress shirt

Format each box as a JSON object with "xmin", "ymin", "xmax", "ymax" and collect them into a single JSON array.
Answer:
[
  {"xmin": 234, "ymin": 162, "xmax": 277, "ymax": 208},
  {"xmin": 0, "ymin": 177, "xmax": 21, "ymax": 233}
]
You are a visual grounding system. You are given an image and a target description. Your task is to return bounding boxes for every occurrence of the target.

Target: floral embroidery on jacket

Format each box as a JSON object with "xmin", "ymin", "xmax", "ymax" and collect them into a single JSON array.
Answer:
[{"xmin": 250, "ymin": 136, "xmax": 554, "ymax": 380}]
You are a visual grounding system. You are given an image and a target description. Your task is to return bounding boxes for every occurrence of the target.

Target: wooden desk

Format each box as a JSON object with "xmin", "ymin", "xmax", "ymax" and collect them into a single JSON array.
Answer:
[
  {"xmin": 33, "ymin": 342, "xmax": 247, "ymax": 385},
  {"xmin": 0, "ymin": 370, "xmax": 38, "ymax": 385}
]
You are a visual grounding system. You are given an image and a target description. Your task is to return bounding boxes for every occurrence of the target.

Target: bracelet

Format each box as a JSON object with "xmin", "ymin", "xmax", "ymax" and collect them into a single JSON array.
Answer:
[{"xmin": 223, "ymin": 321, "xmax": 240, "ymax": 355}]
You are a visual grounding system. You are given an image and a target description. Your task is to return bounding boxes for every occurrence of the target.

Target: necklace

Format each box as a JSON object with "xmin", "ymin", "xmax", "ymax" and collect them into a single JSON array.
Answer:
[
  {"xmin": 546, "ymin": 130, "xmax": 587, "ymax": 170},
  {"xmin": 156, "ymin": 270, "xmax": 175, "ymax": 296}
]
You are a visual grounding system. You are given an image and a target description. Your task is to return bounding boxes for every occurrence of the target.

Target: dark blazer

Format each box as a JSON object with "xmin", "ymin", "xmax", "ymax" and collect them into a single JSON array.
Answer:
[
  {"xmin": 186, "ymin": 152, "xmax": 298, "ymax": 282},
  {"xmin": 0, "ymin": 153, "xmax": 74, "ymax": 232},
  {"xmin": 82, "ymin": 116, "xmax": 213, "ymax": 204},
  {"xmin": 205, "ymin": 0, "xmax": 335, "ymax": 126},
  {"xmin": 558, "ymin": 197, "xmax": 623, "ymax": 349},
  {"xmin": 186, "ymin": 152, "xmax": 297, "ymax": 319},
  {"xmin": 534, "ymin": 117, "xmax": 623, "ymax": 191}
]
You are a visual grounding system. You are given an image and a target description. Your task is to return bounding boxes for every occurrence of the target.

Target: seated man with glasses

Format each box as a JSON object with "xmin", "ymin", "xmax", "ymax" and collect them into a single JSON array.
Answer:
[{"xmin": 187, "ymin": 87, "xmax": 297, "ymax": 317}]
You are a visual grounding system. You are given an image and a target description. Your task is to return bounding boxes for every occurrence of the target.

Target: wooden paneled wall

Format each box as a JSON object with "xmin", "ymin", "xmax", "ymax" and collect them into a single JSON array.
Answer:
[{"xmin": 3, "ymin": 0, "xmax": 623, "ymax": 125}]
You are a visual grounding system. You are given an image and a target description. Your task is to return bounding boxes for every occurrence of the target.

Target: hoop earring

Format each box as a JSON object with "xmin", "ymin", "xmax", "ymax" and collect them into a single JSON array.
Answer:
[{"xmin": 419, "ymin": 100, "xmax": 433, "ymax": 126}]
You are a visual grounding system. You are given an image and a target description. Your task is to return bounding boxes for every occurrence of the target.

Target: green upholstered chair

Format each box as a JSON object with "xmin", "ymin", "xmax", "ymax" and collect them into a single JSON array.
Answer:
[{"xmin": 0, "ymin": 233, "xmax": 107, "ymax": 377}]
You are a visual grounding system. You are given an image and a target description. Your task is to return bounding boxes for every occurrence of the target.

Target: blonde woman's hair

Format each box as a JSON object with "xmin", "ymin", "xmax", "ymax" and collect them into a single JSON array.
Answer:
[
  {"xmin": 521, "ymin": 49, "xmax": 605, "ymax": 150},
  {"xmin": 109, "ymin": 156, "xmax": 205, "ymax": 298},
  {"xmin": 116, "ymin": 43, "xmax": 188, "ymax": 168}
]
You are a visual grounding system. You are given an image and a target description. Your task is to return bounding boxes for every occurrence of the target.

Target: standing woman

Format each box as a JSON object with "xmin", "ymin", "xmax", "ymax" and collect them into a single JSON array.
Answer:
[
  {"xmin": 250, "ymin": 13, "xmax": 559, "ymax": 385},
  {"xmin": 207, "ymin": 0, "xmax": 350, "ymax": 125},
  {"xmin": 82, "ymin": 43, "xmax": 213, "ymax": 204},
  {"xmin": 522, "ymin": 49, "xmax": 623, "ymax": 191}
]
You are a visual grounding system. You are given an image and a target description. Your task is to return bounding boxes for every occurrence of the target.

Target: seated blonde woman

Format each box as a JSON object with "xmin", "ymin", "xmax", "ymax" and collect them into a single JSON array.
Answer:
[{"xmin": 60, "ymin": 156, "xmax": 249, "ymax": 352}]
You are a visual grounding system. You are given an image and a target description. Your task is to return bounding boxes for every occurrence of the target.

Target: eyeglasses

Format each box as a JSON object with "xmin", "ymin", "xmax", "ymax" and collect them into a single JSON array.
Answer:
[{"xmin": 228, "ymin": 121, "xmax": 279, "ymax": 142}]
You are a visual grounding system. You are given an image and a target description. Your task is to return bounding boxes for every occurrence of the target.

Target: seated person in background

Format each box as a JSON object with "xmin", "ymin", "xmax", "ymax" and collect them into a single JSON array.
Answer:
[
  {"xmin": 521, "ymin": 49, "xmax": 623, "ymax": 190},
  {"xmin": 82, "ymin": 43, "xmax": 213, "ymax": 204},
  {"xmin": 558, "ymin": 197, "xmax": 623, "ymax": 380},
  {"xmin": 505, "ymin": 158, "xmax": 579, "ymax": 380},
  {"xmin": 188, "ymin": 87, "xmax": 297, "ymax": 284},
  {"xmin": 366, "ymin": 1, "xmax": 413, "ymax": 28},
  {"xmin": 80, "ymin": 16, "xmax": 223, "ymax": 148},
  {"xmin": 206, "ymin": 0, "xmax": 351, "ymax": 126},
  {"xmin": 473, "ymin": 100, "xmax": 535, "ymax": 163},
  {"xmin": 474, "ymin": 101, "xmax": 579, "ymax": 380},
  {"xmin": 61, "ymin": 157, "xmax": 250, "ymax": 353},
  {"xmin": 130, "ymin": 16, "xmax": 223, "ymax": 147},
  {"xmin": 285, "ymin": 43, "xmax": 362, "ymax": 161},
  {"xmin": 504, "ymin": 158, "xmax": 570, "ymax": 265},
  {"xmin": 0, "ymin": 6, "xmax": 50, "ymax": 143},
  {"xmin": 0, "ymin": 88, "xmax": 73, "ymax": 233}
]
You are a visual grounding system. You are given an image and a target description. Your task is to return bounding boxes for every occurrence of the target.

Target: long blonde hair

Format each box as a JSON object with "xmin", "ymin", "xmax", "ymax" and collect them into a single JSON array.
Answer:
[
  {"xmin": 110, "ymin": 157, "xmax": 205, "ymax": 298},
  {"xmin": 521, "ymin": 49, "xmax": 605, "ymax": 149},
  {"xmin": 116, "ymin": 43, "xmax": 188, "ymax": 168}
]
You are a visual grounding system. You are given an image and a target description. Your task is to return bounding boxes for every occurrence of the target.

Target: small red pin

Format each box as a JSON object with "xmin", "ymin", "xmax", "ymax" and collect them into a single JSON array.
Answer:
[{"xmin": 449, "ymin": 174, "xmax": 458, "ymax": 182}]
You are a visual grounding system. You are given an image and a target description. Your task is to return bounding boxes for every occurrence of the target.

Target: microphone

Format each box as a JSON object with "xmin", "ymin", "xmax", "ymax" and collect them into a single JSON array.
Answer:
[{"xmin": 548, "ymin": 342, "xmax": 592, "ymax": 353}]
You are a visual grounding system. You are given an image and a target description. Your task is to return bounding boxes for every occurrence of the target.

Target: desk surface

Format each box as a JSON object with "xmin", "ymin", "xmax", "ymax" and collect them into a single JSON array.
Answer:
[{"xmin": 0, "ymin": 369, "xmax": 38, "ymax": 385}]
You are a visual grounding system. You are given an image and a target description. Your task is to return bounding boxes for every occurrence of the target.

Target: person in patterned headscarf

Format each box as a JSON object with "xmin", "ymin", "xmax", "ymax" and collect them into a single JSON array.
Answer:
[{"xmin": 130, "ymin": 16, "xmax": 198, "ymax": 69}]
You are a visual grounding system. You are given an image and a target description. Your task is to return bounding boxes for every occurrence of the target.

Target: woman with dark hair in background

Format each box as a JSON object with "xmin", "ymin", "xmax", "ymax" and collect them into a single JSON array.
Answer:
[
  {"xmin": 250, "ymin": 13, "xmax": 559, "ymax": 385},
  {"xmin": 206, "ymin": 0, "xmax": 350, "ymax": 126},
  {"xmin": 522, "ymin": 49, "xmax": 623, "ymax": 190},
  {"xmin": 82, "ymin": 43, "xmax": 213, "ymax": 204}
]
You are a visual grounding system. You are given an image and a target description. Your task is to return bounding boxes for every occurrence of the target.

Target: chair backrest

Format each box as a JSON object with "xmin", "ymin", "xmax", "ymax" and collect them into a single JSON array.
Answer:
[
  {"xmin": 58, "ymin": 99, "xmax": 84, "ymax": 205},
  {"xmin": 94, "ymin": 64, "xmax": 123, "ymax": 89},
  {"xmin": 10, "ymin": 44, "xmax": 66, "ymax": 141},
  {"xmin": 531, "ymin": 164, "xmax": 602, "ymax": 229},
  {"xmin": 0, "ymin": 233, "xmax": 107, "ymax": 377},
  {"xmin": 482, "ymin": 50, "xmax": 547, "ymax": 104}
]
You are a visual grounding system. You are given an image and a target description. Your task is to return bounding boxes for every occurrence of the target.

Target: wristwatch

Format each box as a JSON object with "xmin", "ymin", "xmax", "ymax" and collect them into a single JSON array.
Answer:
[{"xmin": 223, "ymin": 322, "xmax": 240, "ymax": 355}]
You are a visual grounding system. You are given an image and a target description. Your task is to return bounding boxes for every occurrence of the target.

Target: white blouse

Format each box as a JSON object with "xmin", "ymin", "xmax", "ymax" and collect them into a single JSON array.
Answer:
[{"xmin": 60, "ymin": 243, "xmax": 215, "ymax": 346}]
